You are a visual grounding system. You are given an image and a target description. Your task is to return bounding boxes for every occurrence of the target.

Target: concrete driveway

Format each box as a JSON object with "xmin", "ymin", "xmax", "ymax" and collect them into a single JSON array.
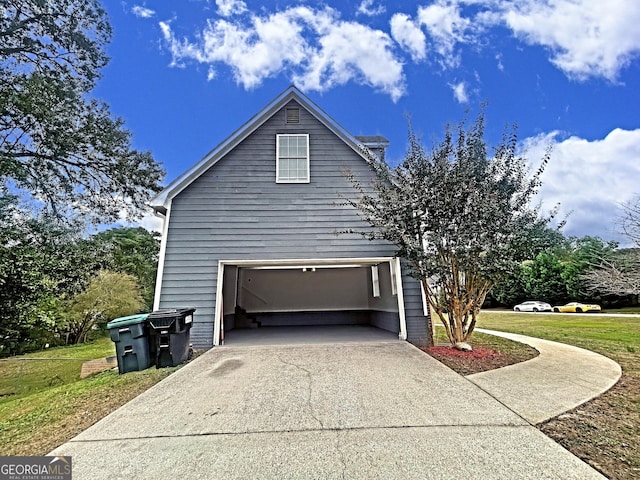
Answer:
[{"xmin": 51, "ymin": 341, "xmax": 605, "ymax": 479}]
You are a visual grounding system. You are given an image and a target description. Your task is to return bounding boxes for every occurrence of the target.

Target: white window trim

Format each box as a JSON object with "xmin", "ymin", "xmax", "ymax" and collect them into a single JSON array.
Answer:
[{"xmin": 276, "ymin": 133, "xmax": 310, "ymax": 183}]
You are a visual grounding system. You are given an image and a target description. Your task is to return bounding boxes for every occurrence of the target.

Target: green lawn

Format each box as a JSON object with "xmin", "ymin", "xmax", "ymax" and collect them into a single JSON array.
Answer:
[
  {"xmin": 603, "ymin": 307, "xmax": 640, "ymax": 315},
  {"xmin": 477, "ymin": 311, "xmax": 640, "ymax": 358},
  {"xmin": 0, "ymin": 336, "xmax": 178, "ymax": 455},
  {"xmin": 0, "ymin": 337, "xmax": 116, "ymax": 400}
]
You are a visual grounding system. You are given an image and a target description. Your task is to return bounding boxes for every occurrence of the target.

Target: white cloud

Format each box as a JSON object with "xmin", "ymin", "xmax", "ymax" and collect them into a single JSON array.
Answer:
[
  {"xmin": 390, "ymin": 13, "xmax": 426, "ymax": 62},
  {"xmin": 417, "ymin": 1, "xmax": 471, "ymax": 68},
  {"xmin": 522, "ymin": 128, "xmax": 640, "ymax": 241},
  {"xmin": 499, "ymin": 0, "xmax": 640, "ymax": 81},
  {"xmin": 131, "ymin": 5, "xmax": 155, "ymax": 19},
  {"xmin": 109, "ymin": 210, "xmax": 162, "ymax": 233},
  {"xmin": 405, "ymin": 0, "xmax": 640, "ymax": 80},
  {"xmin": 357, "ymin": 0, "xmax": 386, "ymax": 17},
  {"xmin": 159, "ymin": 6, "xmax": 405, "ymax": 100},
  {"xmin": 450, "ymin": 81, "xmax": 468, "ymax": 103},
  {"xmin": 159, "ymin": 12, "xmax": 308, "ymax": 87},
  {"xmin": 159, "ymin": 21, "xmax": 203, "ymax": 68},
  {"xmin": 156, "ymin": 0, "xmax": 640, "ymax": 97},
  {"xmin": 294, "ymin": 19, "xmax": 405, "ymax": 101},
  {"xmin": 136, "ymin": 213, "xmax": 162, "ymax": 233},
  {"xmin": 215, "ymin": 0, "xmax": 247, "ymax": 17}
]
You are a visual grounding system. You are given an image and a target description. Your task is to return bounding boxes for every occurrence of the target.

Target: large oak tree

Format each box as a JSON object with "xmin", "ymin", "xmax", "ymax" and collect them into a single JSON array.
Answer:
[{"xmin": 0, "ymin": 0, "xmax": 164, "ymax": 222}]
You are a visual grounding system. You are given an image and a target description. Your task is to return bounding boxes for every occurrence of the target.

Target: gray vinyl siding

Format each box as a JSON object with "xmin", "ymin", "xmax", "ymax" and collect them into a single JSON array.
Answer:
[
  {"xmin": 400, "ymin": 266, "xmax": 432, "ymax": 346},
  {"xmin": 158, "ymin": 99, "xmax": 430, "ymax": 347}
]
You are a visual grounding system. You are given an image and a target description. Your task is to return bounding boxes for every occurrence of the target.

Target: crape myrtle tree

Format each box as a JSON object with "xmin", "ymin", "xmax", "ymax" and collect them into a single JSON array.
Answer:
[
  {"xmin": 346, "ymin": 112, "xmax": 550, "ymax": 349},
  {"xmin": 0, "ymin": 0, "xmax": 164, "ymax": 222}
]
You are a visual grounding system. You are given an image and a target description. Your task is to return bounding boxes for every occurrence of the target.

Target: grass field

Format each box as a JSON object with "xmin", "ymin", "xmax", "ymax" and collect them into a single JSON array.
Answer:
[
  {"xmin": 604, "ymin": 307, "xmax": 640, "ymax": 315},
  {"xmin": 0, "ymin": 336, "xmax": 178, "ymax": 455},
  {"xmin": 0, "ymin": 337, "xmax": 116, "ymax": 400},
  {"xmin": 476, "ymin": 311, "xmax": 640, "ymax": 480},
  {"xmin": 477, "ymin": 311, "xmax": 639, "ymax": 358}
]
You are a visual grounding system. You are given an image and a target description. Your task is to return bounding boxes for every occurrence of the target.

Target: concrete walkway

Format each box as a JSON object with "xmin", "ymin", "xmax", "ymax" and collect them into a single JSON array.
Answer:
[
  {"xmin": 49, "ymin": 338, "xmax": 616, "ymax": 480},
  {"xmin": 469, "ymin": 329, "xmax": 622, "ymax": 424}
]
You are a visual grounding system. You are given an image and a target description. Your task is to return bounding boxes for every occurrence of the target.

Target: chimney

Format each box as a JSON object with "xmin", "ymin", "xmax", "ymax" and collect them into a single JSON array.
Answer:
[{"xmin": 355, "ymin": 135, "xmax": 390, "ymax": 161}]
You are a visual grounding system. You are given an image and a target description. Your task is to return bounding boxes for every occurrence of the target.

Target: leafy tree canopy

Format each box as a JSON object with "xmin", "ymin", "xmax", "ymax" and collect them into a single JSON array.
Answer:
[
  {"xmin": 0, "ymin": 0, "xmax": 164, "ymax": 223},
  {"xmin": 0, "ymin": 196, "xmax": 101, "ymax": 355},
  {"xmin": 0, "ymin": 195, "xmax": 159, "ymax": 354},
  {"xmin": 347, "ymin": 111, "xmax": 551, "ymax": 348},
  {"xmin": 90, "ymin": 227, "xmax": 160, "ymax": 310},
  {"xmin": 63, "ymin": 270, "xmax": 144, "ymax": 344}
]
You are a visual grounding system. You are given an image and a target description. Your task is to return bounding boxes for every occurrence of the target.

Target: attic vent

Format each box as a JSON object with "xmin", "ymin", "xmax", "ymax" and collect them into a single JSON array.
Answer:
[{"xmin": 285, "ymin": 108, "xmax": 300, "ymax": 124}]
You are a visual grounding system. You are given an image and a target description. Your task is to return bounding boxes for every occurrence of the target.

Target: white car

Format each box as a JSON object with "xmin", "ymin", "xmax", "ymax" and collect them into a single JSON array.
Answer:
[{"xmin": 513, "ymin": 301, "xmax": 552, "ymax": 312}]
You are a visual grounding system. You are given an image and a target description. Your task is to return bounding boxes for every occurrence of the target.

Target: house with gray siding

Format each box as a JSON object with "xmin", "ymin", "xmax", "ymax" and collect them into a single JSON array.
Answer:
[{"xmin": 150, "ymin": 86, "xmax": 432, "ymax": 349}]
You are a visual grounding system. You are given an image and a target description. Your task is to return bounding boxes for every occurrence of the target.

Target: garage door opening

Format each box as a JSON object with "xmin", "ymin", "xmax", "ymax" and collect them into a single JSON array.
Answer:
[{"xmin": 214, "ymin": 258, "xmax": 407, "ymax": 346}]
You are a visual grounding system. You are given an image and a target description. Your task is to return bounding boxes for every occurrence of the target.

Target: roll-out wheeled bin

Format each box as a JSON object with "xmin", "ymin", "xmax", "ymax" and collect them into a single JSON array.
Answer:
[
  {"xmin": 147, "ymin": 308, "xmax": 195, "ymax": 368},
  {"xmin": 107, "ymin": 314, "xmax": 152, "ymax": 374}
]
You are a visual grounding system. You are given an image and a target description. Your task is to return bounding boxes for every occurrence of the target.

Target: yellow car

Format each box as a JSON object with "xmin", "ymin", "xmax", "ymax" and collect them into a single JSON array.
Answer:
[{"xmin": 552, "ymin": 302, "xmax": 601, "ymax": 313}]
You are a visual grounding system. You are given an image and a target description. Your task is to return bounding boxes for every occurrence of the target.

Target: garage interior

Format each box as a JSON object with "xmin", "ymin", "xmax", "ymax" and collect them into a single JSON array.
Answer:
[{"xmin": 219, "ymin": 261, "xmax": 402, "ymax": 345}]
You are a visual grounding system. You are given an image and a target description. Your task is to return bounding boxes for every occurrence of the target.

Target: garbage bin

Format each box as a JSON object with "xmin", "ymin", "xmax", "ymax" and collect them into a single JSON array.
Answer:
[
  {"xmin": 147, "ymin": 308, "xmax": 195, "ymax": 368},
  {"xmin": 107, "ymin": 313, "xmax": 152, "ymax": 374}
]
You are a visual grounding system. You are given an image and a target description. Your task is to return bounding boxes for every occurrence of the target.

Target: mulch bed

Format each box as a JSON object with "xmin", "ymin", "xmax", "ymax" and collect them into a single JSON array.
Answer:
[{"xmin": 421, "ymin": 344, "xmax": 525, "ymax": 376}]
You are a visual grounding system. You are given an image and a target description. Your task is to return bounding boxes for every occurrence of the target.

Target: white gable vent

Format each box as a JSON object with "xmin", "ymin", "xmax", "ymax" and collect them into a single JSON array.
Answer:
[{"xmin": 285, "ymin": 108, "xmax": 300, "ymax": 124}]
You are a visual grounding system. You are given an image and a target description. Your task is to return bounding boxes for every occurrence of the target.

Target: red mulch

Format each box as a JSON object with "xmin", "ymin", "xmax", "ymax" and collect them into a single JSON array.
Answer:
[
  {"xmin": 421, "ymin": 345, "xmax": 517, "ymax": 376},
  {"xmin": 425, "ymin": 345, "xmax": 500, "ymax": 359}
]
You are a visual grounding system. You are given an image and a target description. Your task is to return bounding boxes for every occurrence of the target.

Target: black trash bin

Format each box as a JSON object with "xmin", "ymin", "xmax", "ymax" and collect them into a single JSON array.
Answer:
[
  {"xmin": 107, "ymin": 314, "xmax": 152, "ymax": 374},
  {"xmin": 147, "ymin": 308, "xmax": 195, "ymax": 368}
]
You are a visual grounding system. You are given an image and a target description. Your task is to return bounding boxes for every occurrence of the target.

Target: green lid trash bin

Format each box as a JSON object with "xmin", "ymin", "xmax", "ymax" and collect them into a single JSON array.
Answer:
[
  {"xmin": 147, "ymin": 308, "xmax": 195, "ymax": 368},
  {"xmin": 107, "ymin": 314, "xmax": 152, "ymax": 374}
]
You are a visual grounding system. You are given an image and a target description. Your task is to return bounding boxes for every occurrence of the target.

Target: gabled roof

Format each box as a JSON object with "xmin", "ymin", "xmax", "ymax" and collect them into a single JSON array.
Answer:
[{"xmin": 149, "ymin": 85, "xmax": 386, "ymax": 215}]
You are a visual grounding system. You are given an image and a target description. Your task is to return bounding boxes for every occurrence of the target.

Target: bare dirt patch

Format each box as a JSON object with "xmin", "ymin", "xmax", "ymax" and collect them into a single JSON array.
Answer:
[{"xmin": 539, "ymin": 366, "xmax": 640, "ymax": 480}]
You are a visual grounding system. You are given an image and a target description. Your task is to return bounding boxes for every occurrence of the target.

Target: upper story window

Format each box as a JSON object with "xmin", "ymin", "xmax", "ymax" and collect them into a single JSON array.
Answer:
[{"xmin": 276, "ymin": 134, "xmax": 309, "ymax": 183}]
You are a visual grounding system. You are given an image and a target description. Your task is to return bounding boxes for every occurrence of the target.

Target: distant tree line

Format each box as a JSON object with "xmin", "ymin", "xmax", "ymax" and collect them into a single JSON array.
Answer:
[
  {"xmin": 489, "ymin": 235, "xmax": 639, "ymax": 308},
  {"xmin": 0, "ymin": 200, "xmax": 160, "ymax": 356}
]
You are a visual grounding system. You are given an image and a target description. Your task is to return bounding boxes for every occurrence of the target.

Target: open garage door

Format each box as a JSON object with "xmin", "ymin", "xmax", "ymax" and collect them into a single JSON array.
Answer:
[{"xmin": 213, "ymin": 258, "xmax": 407, "ymax": 345}]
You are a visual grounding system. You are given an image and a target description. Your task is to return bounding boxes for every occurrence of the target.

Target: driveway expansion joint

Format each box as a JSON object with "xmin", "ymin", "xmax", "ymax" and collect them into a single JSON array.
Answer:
[{"xmin": 67, "ymin": 423, "xmax": 536, "ymax": 444}]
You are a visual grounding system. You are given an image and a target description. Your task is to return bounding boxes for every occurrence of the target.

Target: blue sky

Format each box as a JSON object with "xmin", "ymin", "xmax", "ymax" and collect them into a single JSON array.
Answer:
[{"xmin": 95, "ymin": 0, "xmax": 640, "ymax": 244}]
